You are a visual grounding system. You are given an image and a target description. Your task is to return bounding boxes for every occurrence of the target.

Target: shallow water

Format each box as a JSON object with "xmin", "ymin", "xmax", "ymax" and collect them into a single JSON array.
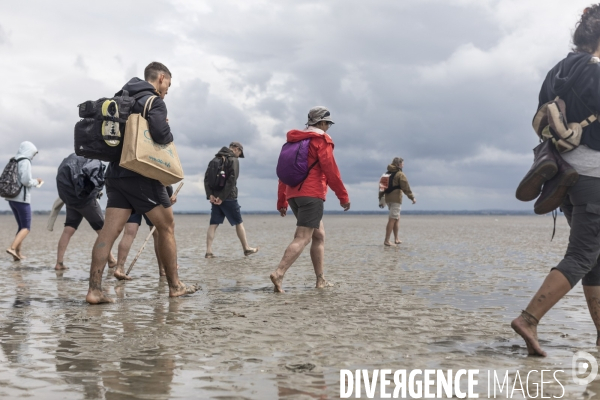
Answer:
[{"xmin": 0, "ymin": 214, "xmax": 599, "ymax": 399}]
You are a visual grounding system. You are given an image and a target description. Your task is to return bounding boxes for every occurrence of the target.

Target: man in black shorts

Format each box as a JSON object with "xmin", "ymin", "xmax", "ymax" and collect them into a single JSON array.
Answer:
[
  {"xmin": 55, "ymin": 153, "xmax": 116, "ymax": 270},
  {"xmin": 85, "ymin": 62, "xmax": 197, "ymax": 304},
  {"xmin": 113, "ymin": 186, "xmax": 176, "ymax": 280},
  {"xmin": 204, "ymin": 142, "xmax": 258, "ymax": 258}
]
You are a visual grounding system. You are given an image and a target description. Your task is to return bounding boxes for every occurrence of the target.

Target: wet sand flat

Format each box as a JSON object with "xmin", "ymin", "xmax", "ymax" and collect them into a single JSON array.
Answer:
[{"xmin": 0, "ymin": 213, "xmax": 597, "ymax": 399}]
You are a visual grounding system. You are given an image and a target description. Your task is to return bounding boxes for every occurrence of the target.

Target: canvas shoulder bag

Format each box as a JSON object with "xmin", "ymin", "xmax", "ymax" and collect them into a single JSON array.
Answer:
[{"xmin": 119, "ymin": 96, "xmax": 184, "ymax": 185}]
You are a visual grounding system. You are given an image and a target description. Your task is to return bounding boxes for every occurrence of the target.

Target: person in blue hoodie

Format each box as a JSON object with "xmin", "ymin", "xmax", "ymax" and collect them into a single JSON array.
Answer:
[
  {"xmin": 512, "ymin": 5, "xmax": 600, "ymax": 356},
  {"xmin": 85, "ymin": 62, "xmax": 197, "ymax": 304},
  {"xmin": 3, "ymin": 141, "xmax": 43, "ymax": 261}
]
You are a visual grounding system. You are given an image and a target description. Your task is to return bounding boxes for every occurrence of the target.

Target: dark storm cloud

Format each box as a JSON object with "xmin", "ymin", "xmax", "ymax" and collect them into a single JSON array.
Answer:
[{"xmin": 166, "ymin": 0, "xmax": 518, "ymax": 189}]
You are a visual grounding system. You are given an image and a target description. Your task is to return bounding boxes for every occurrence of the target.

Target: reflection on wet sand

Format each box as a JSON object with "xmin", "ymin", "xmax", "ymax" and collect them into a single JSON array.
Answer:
[{"xmin": 0, "ymin": 214, "xmax": 598, "ymax": 398}]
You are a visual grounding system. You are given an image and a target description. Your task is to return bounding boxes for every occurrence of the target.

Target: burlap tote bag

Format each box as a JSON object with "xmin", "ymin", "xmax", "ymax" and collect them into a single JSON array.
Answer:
[{"xmin": 119, "ymin": 96, "xmax": 184, "ymax": 185}]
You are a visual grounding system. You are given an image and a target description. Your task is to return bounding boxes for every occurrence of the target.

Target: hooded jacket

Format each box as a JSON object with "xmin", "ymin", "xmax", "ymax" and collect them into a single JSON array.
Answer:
[
  {"xmin": 56, "ymin": 154, "xmax": 105, "ymax": 208},
  {"xmin": 3, "ymin": 141, "xmax": 38, "ymax": 204},
  {"xmin": 105, "ymin": 77, "xmax": 174, "ymax": 180},
  {"xmin": 539, "ymin": 52, "xmax": 600, "ymax": 150},
  {"xmin": 378, "ymin": 164, "xmax": 414, "ymax": 205},
  {"xmin": 204, "ymin": 147, "xmax": 240, "ymax": 200},
  {"xmin": 277, "ymin": 127, "xmax": 349, "ymax": 210}
]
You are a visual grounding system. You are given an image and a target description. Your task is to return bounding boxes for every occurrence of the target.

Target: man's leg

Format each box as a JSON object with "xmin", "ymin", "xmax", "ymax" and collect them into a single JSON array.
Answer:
[
  {"xmin": 55, "ymin": 226, "xmax": 76, "ymax": 270},
  {"xmin": 81, "ymin": 203, "xmax": 117, "ymax": 267},
  {"xmin": 152, "ymin": 228, "xmax": 165, "ymax": 276},
  {"xmin": 235, "ymin": 223, "xmax": 258, "ymax": 254},
  {"xmin": 393, "ymin": 218, "xmax": 401, "ymax": 244},
  {"xmin": 206, "ymin": 224, "xmax": 218, "ymax": 257},
  {"xmin": 270, "ymin": 226, "xmax": 314, "ymax": 293},
  {"xmin": 310, "ymin": 221, "xmax": 327, "ymax": 288},
  {"xmin": 146, "ymin": 205, "xmax": 197, "ymax": 297},
  {"xmin": 114, "ymin": 222, "xmax": 139, "ymax": 281},
  {"xmin": 86, "ymin": 208, "xmax": 132, "ymax": 304},
  {"xmin": 384, "ymin": 219, "xmax": 394, "ymax": 246}
]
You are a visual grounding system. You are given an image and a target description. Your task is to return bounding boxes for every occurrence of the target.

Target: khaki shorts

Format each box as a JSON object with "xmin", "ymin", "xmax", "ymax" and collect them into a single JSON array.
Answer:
[{"xmin": 388, "ymin": 202, "xmax": 401, "ymax": 219}]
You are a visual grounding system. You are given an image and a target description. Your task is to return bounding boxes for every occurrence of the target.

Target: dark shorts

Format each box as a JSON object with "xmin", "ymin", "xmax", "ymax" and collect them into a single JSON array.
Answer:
[
  {"xmin": 65, "ymin": 201, "xmax": 104, "ymax": 231},
  {"xmin": 289, "ymin": 196, "xmax": 324, "ymax": 229},
  {"xmin": 106, "ymin": 177, "xmax": 171, "ymax": 215},
  {"xmin": 8, "ymin": 201, "xmax": 31, "ymax": 232},
  {"xmin": 556, "ymin": 175, "xmax": 600, "ymax": 287},
  {"xmin": 127, "ymin": 213, "xmax": 153, "ymax": 227},
  {"xmin": 210, "ymin": 199, "xmax": 243, "ymax": 226}
]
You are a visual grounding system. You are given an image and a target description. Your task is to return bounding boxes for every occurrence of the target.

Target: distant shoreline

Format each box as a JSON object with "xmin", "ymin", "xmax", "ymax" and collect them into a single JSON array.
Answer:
[{"xmin": 0, "ymin": 210, "xmax": 539, "ymax": 216}]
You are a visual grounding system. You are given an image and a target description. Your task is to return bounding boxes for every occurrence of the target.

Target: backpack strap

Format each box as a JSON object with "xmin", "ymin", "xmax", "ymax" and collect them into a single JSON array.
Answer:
[
  {"xmin": 142, "ymin": 96, "xmax": 158, "ymax": 119},
  {"xmin": 13, "ymin": 157, "xmax": 30, "ymax": 201},
  {"xmin": 581, "ymin": 115, "xmax": 597, "ymax": 128},
  {"xmin": 297, "ymin": 160, "xmax": 319, "ymax": 191},
  {"xmin": 384, "ymin": 171, "xmax": 402, "ymax": 194}
]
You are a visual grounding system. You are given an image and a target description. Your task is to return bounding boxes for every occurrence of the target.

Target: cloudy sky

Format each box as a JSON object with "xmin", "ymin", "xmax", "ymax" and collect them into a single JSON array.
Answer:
[{"xmin": 0, "ymin": 0, "xmax": 592, "ymax": 212}]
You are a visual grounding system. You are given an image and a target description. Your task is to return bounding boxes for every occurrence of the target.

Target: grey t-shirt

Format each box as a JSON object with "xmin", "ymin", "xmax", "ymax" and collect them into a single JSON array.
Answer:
[{"xmin": 562, "ymin": 145, "xmax": 600, "ymax": 177}]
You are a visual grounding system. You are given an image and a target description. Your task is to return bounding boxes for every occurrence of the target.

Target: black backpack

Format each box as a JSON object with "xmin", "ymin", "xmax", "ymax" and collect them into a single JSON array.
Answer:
[
  {"xmin": 0, "ymin": 157, "xmax": 28, "ymax": 198},
  {"xmin": 74, "ymin": 90, "xmax": 151, "ymax": 162},
  {"xmin": 206, "ymin": 156, "xmax": 229, "ymax": 190},
  {"xmin": 384, "ymin": 171, "xmax": 401, "ymax": 194}
]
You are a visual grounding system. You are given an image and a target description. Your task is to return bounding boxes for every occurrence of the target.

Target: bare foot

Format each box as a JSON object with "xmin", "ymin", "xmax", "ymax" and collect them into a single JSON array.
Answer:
[
  {"xmin": 6, "ymin": 248, "xmax": 20, "ymax": 261},
  {"xmin": 383, "ymin": 241, "xmax": 394, "ymax": 247},
  {"xmin": 395, "ymin": 239, "xmax": 402, "ymax": 244},
  {"xmin": 511, "ymin": 314, "xmax": 546, "ymax": 356},
  {"xmin": 270, "ymin": 272, "xmax": 285, "ymax": 293},
  {"xmin": 86, "ymin": 289, "xmax": 115, "ymax": 304},
  {"xmin": 113, "ymin": 265, "xmax": 132, "ymax": 281},
  {"xmin": 107, "ymin": 258, "xmax": 117, "ymax": 268},
  {"xmin": 16, "ymin": 253, "xmax": 26, "ymax": 260},
  {"xmin": 169, "ymin": 283, "xmax": 198, "ymax": 297},
  {"xmin": 316, "ymin": 274, "xmax": 330, "ymax": 289},
  {"xmin": 244, "ymin": 247, "xmax": 259, "ymax": 256},
  {"xmin": 205, "ymin": 253, "xmax": 215, "ymax": 259},
  {"xmin": 55, "ymin": 261, "xmax": 68, "ymax": 270}
]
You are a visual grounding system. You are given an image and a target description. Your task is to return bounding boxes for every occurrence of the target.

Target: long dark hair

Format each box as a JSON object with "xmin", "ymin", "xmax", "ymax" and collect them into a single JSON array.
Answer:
[{"xmin": 574, "ymin": 5, "xmax": 600, "ymax": 53}]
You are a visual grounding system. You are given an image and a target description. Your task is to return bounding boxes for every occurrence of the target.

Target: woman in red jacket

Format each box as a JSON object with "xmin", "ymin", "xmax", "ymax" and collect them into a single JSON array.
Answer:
[{"xmin": 270, "ymin": 107, "xmax": 351, "ymax": 293}]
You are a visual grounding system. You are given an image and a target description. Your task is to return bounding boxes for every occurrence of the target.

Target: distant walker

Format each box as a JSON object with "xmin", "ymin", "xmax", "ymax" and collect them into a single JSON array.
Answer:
[{"xmin": 378, "ymin": 157, "xmax": 416, "ymax": 246}]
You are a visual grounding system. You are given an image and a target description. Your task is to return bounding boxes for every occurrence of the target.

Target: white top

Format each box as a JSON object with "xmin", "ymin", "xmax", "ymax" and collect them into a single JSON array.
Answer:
[{"xmin": 562, "ymin": 145, "xmax": 600, "ymax": 178}]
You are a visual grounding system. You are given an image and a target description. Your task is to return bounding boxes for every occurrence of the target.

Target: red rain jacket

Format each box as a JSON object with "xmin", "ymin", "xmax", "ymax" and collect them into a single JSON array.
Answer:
[{"xmin": 277, "ymin": 129, "xmax": 350, "ymax": 210}]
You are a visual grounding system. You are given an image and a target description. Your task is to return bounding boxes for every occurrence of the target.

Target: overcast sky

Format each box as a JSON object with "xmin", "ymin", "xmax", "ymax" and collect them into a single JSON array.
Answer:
[{"xmin": 0, "ymin": 0, "xmax": 593, "ymax": 212}]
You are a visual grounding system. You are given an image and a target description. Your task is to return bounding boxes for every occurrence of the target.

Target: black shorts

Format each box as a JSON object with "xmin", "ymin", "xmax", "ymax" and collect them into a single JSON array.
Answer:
[
  {"xmin": 106, "ymin": 177, "xmax": 171, "ymax": 215},
  {"xmin": 65, "ymin": 201, "xmax": 104, "ymax": 231},
  {"xmin": 289, "ymin": 197, "xmax": 324, "ymax": 229},
  {"xmin": 127, "ymin": 213, "xmax": 153, "ymax": 227},
  {"xmin": 555, "ymin": 175, "xmax": 600, "ymax": 287}
]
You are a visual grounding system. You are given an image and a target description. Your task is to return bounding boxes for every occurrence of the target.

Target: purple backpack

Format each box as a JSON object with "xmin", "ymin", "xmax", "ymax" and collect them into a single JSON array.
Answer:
[{"xmin": 276, "ymin": 139, "xmax": 318, "ymax": 187}]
